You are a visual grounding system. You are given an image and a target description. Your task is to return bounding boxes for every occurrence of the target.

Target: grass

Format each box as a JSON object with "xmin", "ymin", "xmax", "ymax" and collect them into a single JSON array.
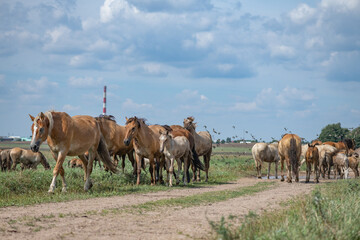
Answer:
[
  {"xmin": 210, "ymin": 179, "xmax": 360, "ymax": 240},
  {"xmin": 0, "ymin": 147, "xmax": 256, "ymax": 207}
]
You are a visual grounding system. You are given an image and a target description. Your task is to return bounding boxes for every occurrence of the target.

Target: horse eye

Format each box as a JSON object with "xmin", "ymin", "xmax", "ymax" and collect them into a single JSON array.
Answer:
[
  {"xmin": 132, "ymin": 127, "xmax": 135, "ymax": 131},
  {"xmin": 39, "ymin": 128, "xmax": 44, "ymax": 134}
]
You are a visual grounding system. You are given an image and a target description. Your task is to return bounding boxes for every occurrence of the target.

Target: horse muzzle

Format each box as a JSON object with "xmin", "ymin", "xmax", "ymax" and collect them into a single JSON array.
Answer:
[{"xmin": 30, "ymin": 142, "xmax": 40, "ymax": 152}]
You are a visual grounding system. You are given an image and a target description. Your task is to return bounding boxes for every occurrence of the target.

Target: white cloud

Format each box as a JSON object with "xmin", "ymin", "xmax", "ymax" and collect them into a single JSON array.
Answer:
[
  {"xmin": 270, "ymin": 45, "xmax": 296, "ymax": 59},
  {"xmin": 16, "ymin": 77, "xmax": 58, "ymax": 94},
  {"xmin": 289, "ymin": 4, "xmax": 316, "ymax": 24},
  {"xmin": 63, "ymin": 104, "xmax": 80, "ymax": 111},
  {"xmin": 176, "ymin": 89, "xmax": 208, "ymax": 102},
  {"xmin": 122, "ymin": 98, "xmax": 152, "ymax": 110},
  {"xmin": 194, "ymin": 32, "xmax": 214, "ymax": 49},
  {"xmin": 100, "ymin": 0, "xmax": 139, "ymax": 23},
  {"xmin": 46, "ymin": 26, "xmax": 71, "ymax": 43},
  {"xmin": 320, "ymin": 0, "xmax": 360, "ymax": 12},
  {"xmin": 68, "ymin": 76, "xmax": 104, "ymax": 87}
]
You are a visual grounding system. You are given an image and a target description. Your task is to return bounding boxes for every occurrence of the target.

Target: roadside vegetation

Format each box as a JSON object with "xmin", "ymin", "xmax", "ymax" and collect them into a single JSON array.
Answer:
[{"xmin": 211, "ymin": 178, "xmax": 360, "ymax": 240}]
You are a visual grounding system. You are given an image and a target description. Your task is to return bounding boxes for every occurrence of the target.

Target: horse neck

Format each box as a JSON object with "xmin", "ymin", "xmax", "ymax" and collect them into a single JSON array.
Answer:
[
  {"xmin": 44, "ymin": 111, "xmax": 54, "ymax": 136},
  {"xmin": 135, "ymin": 123, "xmax": 157, "ymax": 148}
]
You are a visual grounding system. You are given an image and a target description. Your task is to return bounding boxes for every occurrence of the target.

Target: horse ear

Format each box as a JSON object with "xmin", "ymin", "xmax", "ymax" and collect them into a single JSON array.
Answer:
[
  {"xmin": 125, "ymin": 117, "xmax": 128, "ymax": 121},
  {"xmin": 159, "ymin": 130, "xmax": 163, "ymax": 135},
  {"xmin": 39, "ymin": 112, "xmax": 45, "ymax": 119},
  {"xmin": 308, "ymin": 143, "xmax": 311, "ymax": 147},
  {"xmin": 29, "ymin": 114, "xmax": 35, "ymax": 122}
]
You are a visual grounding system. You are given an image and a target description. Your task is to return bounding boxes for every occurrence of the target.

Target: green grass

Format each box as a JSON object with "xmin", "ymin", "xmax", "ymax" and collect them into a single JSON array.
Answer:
[
  {"xmin": 211, "ymin": 179, "xmax": 360, "ymax": 240},
  {"xmin": 213, "ymin": 147, "xmax": 252, "ymax": 154},
  {"xmin": 131, "ymin": 181, "xmax": 275, "ymax": 212},
  {"xmin": 0, "ymin": 148, "xmax": 256, "ymax": 207}
]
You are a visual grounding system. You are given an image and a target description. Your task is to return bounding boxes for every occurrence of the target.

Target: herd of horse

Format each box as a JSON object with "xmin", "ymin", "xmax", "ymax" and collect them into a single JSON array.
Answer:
[
  {"xmin": 252, "ymin": 134, "xmax": 359, "ymax": 183},
  {"xmin": 1, "ymin": 111, "xmax": 358, "ymax": 193},
  {"xmin": 1, "ymin": 111, "xmax": 212, "ymax": 193}
]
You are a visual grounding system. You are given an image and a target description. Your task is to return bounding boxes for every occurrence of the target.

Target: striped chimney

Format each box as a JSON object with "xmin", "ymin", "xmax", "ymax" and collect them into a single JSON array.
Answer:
[{"xmin": 103, "ymin": 85, "xmax": 106, "ymax": 115}]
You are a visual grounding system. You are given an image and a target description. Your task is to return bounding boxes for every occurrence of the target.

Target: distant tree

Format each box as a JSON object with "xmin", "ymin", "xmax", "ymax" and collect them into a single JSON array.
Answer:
[
  {"xmin": 347, "ymin": 126, "xmax": 360, "ymax": 148},
  {"xmin": 226, "ymin": 137, "xmax": 231, "ymax": 143},
  {"xmin": 221, "ymin": 139, "xmax": 226, "ymax": 144},
  {"xmin": 318, "ymin": 123, "xmax": 350, "ymax": 142}
]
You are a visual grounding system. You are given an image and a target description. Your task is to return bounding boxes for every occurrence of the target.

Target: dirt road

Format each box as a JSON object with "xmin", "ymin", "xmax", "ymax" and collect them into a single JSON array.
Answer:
[{"xmin": 0, "ymin": 176, "xmax": 329, "ymax": 240}]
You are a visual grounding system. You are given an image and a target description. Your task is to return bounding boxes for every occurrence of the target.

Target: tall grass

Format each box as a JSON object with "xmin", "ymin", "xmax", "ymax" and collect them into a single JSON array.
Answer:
[{"xmin": 211, "ymin": 179, "xmax": 360, "ymax": 240}]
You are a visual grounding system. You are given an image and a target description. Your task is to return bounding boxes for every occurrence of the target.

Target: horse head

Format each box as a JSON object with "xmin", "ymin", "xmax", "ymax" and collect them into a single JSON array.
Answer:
[
  {"xmin": 29, "ymin": 112, "xmax": 51, "ymax": 152},
  {"xmin": 183, "ymin": 116, "xmax": 196, "ymax": 131},
  {"xmin": 159, "ymin": 130, "xmax": 171, "ymax": 153},
  {"xmin": 123, "ymin": 116, "xmax": 142, "ymax": 146}
]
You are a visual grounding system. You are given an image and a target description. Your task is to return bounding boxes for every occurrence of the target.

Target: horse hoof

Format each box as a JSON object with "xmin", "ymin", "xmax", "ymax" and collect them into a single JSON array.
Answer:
[
  {"xmin": 62, "ymin": 187, "xmax": 67, "ymax": 193},
  {"xmin": 280, "ymin": 178, "xmax": 284, "ymax": 182},
  {"xmin": 48, "ymin": 190, "xmax": 55, "ymax": 194}
]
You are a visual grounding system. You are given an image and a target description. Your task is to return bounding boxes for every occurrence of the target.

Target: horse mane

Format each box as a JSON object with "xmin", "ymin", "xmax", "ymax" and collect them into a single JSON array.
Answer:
[
  {"xmin": 126, "ymin": 117, "xmax": 147, "ymax": 125},
  {"xmin": 43, "ymin": 111, "xmax": 54, "ymax": 135},
  {"xmin": 96, "ymin": 114, "xmax": 116, "ymax": 123},
  {"xmin": 162, "ymin": 125, "xmax": 173, "ymax": 132},
  {"xmin": 343, "ymin": 139, "xmax": 355, "ymax": 150},
  {"xmin": 187, "ymin": 116, "xmax": 195, "ymax": 122}
]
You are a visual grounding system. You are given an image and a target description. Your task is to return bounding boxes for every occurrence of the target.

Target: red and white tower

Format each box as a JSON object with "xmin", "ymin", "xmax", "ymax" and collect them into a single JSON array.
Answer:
[{"xmin": 103, "ymin": 85, "xmax": 107, "ymax": 115}]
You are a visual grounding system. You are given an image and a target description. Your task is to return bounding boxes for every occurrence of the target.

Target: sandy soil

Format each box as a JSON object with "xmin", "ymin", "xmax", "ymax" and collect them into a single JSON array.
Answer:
[{"xmin": 0, "ymin": 176, "xmax": 333, "ymax": 240}]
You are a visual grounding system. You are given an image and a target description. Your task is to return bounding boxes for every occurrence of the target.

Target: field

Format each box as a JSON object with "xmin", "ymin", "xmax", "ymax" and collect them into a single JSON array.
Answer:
[{"xmin": 0, "ymin": 141, "xmax": 359, "ymax": 239}]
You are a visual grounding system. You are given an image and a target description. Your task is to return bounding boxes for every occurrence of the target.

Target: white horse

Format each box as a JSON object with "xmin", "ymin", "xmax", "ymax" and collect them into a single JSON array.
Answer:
[
  {"xmin": 252, "ymin": 142, "xmax": 279, "ymax": 179},
  {"xmin": 159, "ymin": 131, "xmax": 192, "ymax": 186}
]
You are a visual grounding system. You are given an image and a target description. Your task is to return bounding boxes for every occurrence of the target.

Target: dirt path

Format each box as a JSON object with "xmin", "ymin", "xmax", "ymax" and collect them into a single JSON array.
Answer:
[{"xmin": 0, "ymin": 176, "xmax": 331, "ymax": 240}]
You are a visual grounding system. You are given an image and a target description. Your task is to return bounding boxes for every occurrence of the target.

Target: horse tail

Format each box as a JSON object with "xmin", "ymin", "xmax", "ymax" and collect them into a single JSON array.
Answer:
[
  {"xmin": 289, "ymin": 137, "xmax": 298, "ymax": 174},
  {"xmin": 191, "ymin": 146, "xmax": 204, "ymax": 171},
  {"xmin": 97, "ymin": 135, "xmax": 118, "ymax": 173},
  {"xmin": 39, "ymin": 152, "xmax": 51, "ymax": 170}
]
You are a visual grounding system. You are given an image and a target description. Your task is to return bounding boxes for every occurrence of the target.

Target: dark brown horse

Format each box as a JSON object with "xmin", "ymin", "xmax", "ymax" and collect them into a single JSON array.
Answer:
[
  {"xmin": 278, "ymin": 134, "xmax": 302, "ymax": 183},
  {"xmin": 29, "ymin": 111, "xmax": 117, "ymax": 193}
]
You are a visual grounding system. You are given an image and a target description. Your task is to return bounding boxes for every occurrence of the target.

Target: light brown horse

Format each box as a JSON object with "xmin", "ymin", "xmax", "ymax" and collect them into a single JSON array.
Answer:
[
  {"xmin": 68, "ymin": 158, "xmax": 84, "ymax": 168},
  {"xmin": 252, "ymin": 142, "xmax": 279, "ymax": 179},
  {"xmin": 305, "ymin": 144, "xmax": 320, "ymax": 183},
  {"xmin": 29, "ymin": 111, "xmax": 117, "ymax": 193},
  {"xmin": 10, "ymin": 147, "xmax": 50, "ymax": 170},
  {"xmin": 95, "ymin": 115, "xmax": 135, "ymax": 173},
  {"xmin": 123, "ymin": 117, "xmax": 165, "ymax": 185},
  {"xmin": 278, "ymin": 134, "xmax": 302, "ymax": 183},
  {"xmin": 323, "ymin": 141, "xmax": 347, "ymax": 154},
  {"xmin": 183, "ymin": 117, "xmax": 212, "ymax": 182}
]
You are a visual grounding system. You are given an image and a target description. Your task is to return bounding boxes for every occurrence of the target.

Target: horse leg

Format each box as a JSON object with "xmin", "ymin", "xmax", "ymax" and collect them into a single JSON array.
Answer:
[
  {"xmin": 205, "ymin": 153, "xmax": 210, "ymax": 182},
  {"xmin": 49, "ymin": 151, "xmax": 67, "ymax": 193},
  {"xmin": 169, "ymin": 157, "xmax": 174, "ymax": 187},
  {"xmin": 165, "ymin": 157, "xmax": 170, "ymax": 186},
  {"xmin": 305, "ymin": 162, "xmax": 310, "ymax": 183},
  {"xmin": 280, "ymin": 157, "xmax": 285, "ymax": 181},
  {"xmin": 275, "ymin": 161, "xmax": 278, "ymax": 179},
  {"xmin": 177, "ymin": 157, "xmax": 182, "ymax": 185},
  {"xmin": 84, "ymin": 150, "xmax": 96, "ymax": 191},
  {"xmin": 149, "ymin": 156, "xmax": 156, "ymax": 185},
  {"xmin": 255, "ymin": 159, "xmax": 261, "ymax": 179},
  {"xmin": 267, "ymin": 162, "xmax": 271, "ymax": 179},
  {"xmin": 315, "ymin": 162, "xmax": 319, "ymax": 183},
  {"xmin": 286, "ymin": 160, "xmax": 292, "ymax": 183},
  {"xmin": 159, "ymin": 156, "xmax": 165, "ymax": 184},
  {"xmin": 127, "ymin": 152, "xmax": 136, "ymax": 176},
  {"xmin": 78, "ymin": 154, "xmax": 88, "ymax": 181},
  {"xmin": 135, "ymin": 154, "xmax": 142, "ymax": 185}
]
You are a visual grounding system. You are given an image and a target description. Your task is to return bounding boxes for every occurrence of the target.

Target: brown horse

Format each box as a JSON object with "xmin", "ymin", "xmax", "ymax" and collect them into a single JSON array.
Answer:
[
  {"xmin": 68, "ymin": 158, "xmax": 84, "ymax": 168},
  {"xmin": 0, "ymin": 149, "xmax": 11, "ymax": 171},
  {"xmin": 123, "ymin": 117, "xmax": 165, "ymax": 185},
  {"xmin": 29, "ymin": 111, "xmax": 117, "ymax": 193},
  {"xmin": 10, "ymin": 147, "xmax": 50, "ymax": 170},
  {"xmin": 278, "ymin": 134, "xmax": 302, "ymax": 183},
  {"xmin": 305, "ymin": 144, "xmax": 320, "ymax": 183},
  {"xmin": 323, "ymin": 141, "xmax": 347, "ymax": 153},
  {"xmin": 183, "ymin": 117, "xmax": 212, "ymax": 182},
  {"xmin": 95, "ymin": 115, "xmax": 135, "ymax": 173}
]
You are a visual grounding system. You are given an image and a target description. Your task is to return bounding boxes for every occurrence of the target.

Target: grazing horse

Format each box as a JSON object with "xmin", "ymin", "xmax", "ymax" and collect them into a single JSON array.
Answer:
[
  {"xmin": 305, "ymin": 144, "xmax": 320, "ymax": 183},
  {"xmin": 123, "ymin": 117, "xmax": 165, "ymax": 185},
  {"xmin": 159, "ymin": 131, "xmax": 193, "ymax": 186},
  {"xmin": 0, "ymin": 149, "xmax": 11, "ymax": 171},
  {"xmin": 29, "ymin": 111, "xmax": 117, "ymax": 193},
  {"xmin": 95, "ymin": 115, "xmax": 135, "ymax": 173},
  {"xmin": 278, "ymin": 134, "xmax": 302, "ymax": 183},
  {"xmin": 316, "ymin": 144, "xmax": 337, "ymax": 179},
  {"xmin": 10, "ymin": 147, "xmax": 50, "ymax": 170},
  {"xmin": 183, "ymin": 117, "xmax": 212, "ymax": 182},
  {"xmin": 68, "ymin": 158, "xmax": 84, "ymax": 168},
  {"xmin": 251, "ymin": 142, "xmax": 279, "ymax": 179}
]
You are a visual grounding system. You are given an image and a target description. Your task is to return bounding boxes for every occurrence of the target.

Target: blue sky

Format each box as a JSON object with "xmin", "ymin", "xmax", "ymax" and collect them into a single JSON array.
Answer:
[{"xmin": 1, "ymin": 0, "xmax": 360, "ymax": 142}]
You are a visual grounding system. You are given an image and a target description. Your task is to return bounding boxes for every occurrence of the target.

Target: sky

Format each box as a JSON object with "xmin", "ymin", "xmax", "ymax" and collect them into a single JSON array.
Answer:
[{"xmin": 1, "ymin": 0, "xmax": 360, "ymax": 142}]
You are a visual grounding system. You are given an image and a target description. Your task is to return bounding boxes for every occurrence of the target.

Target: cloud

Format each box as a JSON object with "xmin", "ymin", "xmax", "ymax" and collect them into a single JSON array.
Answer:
[
  {"xmin": 323, "ymin": 51, "xmax": 360, "ymax": 82},
  {"xmin": 68, "ymin": 76, "xmax": 104, "ymax": 87},
  {"xmin": 100, "ymin": 0, "xmax": 139, "ymax": 23},
  {"xmin": 127, "ymin": 63, "xmax": 168, "ymax": 77},
  {"xmin": 126, "ymin": 0, "xmax": 213, "ymax": 13},
  {"xmin": 16, "ymin": 77, "xmax": 58, "ymax": 94},
  {"xmin": 63, "ymin": 104, "xmax": 80, "ymax": 112},
  {"xmin": 230, "ymin": 102, "xmax": 257, "ymax": 112},
  {"xmin": 122, "ymin": 98, "xmax": 152, "ymax": 110},
  {"xmin": 176, "ymin": 89, "xmax": 209, "ymax": 102},
  {"xmin": 289, "ymin": 4, "xmax": 316, "ymax": 24}
]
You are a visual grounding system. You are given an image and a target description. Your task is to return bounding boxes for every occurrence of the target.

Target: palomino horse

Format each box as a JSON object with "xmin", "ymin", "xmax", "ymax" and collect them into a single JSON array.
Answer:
[
  {"xmin": 183, "ymin": 117, "xmax": 212, "ymax": 182},
  {"xmin": 305, "ymin": 144, "xmax": 320, "ymax": 183},
  {"xmin": 159, "ymin": 130, "xmax": 193, "ymax": 186},
  {"xmin": 10, "ymin": 147, "xmax": 50, "ymax": 170},
  {"xmin": 95, "ymin": 115, "xmax": 135, "ymax": 173},
  {"xmin": 29, "ymin": 111, "xmax": 117, "ymax": 193},
  {"xmin": 123, "ymin": 117, "xmax": 165, "ymax": 185},
  {"xmin": 278, "ymin": 134, "xmax": 302, "ymax": 183},
  {"xmin": 252, "ymin": 142, "xmax": 279, "ymax": 179}
]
